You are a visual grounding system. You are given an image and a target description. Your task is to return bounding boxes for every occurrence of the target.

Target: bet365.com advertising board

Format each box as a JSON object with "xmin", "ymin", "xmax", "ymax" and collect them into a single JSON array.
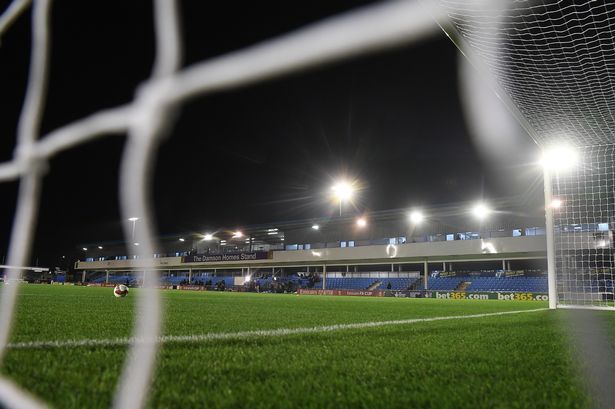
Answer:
[
  {"xmin": 298, "ymin": 288, "xmax": 548, "ymax": 301},
  {"xmin": 427, "ymin": 291, "xmax": 548, "ymax": 301}
]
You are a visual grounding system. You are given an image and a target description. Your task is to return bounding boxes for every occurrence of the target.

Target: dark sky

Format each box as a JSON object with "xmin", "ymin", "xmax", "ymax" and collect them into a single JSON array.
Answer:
[{"xmin": 0, "ymin": 0, "xmax": 542, "ymax": 266}]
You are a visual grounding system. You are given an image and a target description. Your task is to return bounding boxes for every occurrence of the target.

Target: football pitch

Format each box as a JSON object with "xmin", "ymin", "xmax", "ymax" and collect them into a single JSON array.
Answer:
[{"xmin": 1, "ymin": 285, "xmax": 612, "ymax": 408}]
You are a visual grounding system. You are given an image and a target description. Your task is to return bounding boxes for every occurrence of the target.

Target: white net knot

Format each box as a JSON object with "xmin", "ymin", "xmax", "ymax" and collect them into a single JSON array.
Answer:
[
  {"xmin": 14, "ymin": 143, "xmax": 48, "ymax": 176},
  {"xmin": 130, "ymin": 77, "xmax": 177, "ymax": 139}
]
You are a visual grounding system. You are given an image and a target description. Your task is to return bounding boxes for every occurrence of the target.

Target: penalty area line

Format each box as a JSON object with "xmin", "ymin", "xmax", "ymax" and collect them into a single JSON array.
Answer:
[{"xmin": 7, "ymin": 308, "xmax": 548, "ymax": 350}]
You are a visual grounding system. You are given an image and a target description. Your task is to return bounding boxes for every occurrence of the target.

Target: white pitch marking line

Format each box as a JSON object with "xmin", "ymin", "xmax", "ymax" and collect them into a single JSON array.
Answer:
[{"xmin": 8, "ymin": 308, "xmax": 548, "ymax": 350}]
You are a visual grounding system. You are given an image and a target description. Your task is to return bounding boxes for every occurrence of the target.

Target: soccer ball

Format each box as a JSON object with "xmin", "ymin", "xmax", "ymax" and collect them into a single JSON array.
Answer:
[{"xmin": 114, "ymin": 284, "xmax": 129, "ymax": 298}]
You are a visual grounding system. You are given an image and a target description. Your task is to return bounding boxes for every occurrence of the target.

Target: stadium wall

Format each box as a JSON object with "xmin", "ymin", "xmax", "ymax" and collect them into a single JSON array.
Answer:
[{"xmin": 75, "ymin": 236, "xmax": 546, "ymax": 271}]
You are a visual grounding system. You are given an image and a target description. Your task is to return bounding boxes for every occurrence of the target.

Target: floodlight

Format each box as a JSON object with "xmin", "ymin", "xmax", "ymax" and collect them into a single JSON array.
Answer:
[
  {"xmin": 331, "ymin": 180, "xmax": 354, "ymax": 201},
  {"xmin": 98, "ymin": 246, "xmax": 103, "ymax": 249},
  {"xmin": 540, "ymin": 145, "xmax": 579, "ymax": 172},
  {"xmin": 203, "ymin": 233, "xmax": 213, "ymax": 241},
  {"xmin": 472, "ymin": 203, "xmax": 491, "ymax": 220},
  {"xmin": 232, "ymin": 231, "xmax": 243, "ymax": 238},
  {"xmin": 409, "ymin": 210, "xmax": 424, "ymax": 224},
  {"xmin": 179, "ymin": 238, "xmax": 185, "ymax": 242},
  {"xmin": 312, "ymin": 224, "xmax": 320, "ymax": 230},
  {"xmin": 550, "ymin": 199, "xmax": 563, "ymax": 209},
  {"xmin": 128, "ymin": 217, "xmax": 139, "ymax": 222},
  {"xmin": 82, "ymin": 247, "xmax": 87, "ymax": 251},
  {"xmin": 356, "ymin": 217, "xmax": 367, "ymax": 227}
]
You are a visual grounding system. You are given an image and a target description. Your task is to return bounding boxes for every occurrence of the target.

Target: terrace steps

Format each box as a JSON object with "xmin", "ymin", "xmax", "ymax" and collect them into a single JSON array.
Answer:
[{"xmin": 367, "ymin": 281, "xmax": 382, "ymax": 291}]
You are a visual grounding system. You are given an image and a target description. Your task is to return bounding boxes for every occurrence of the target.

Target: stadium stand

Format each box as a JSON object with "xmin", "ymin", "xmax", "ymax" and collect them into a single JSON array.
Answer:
[
  {"xmin": 425, "ymin": 277, "xmax": 467, "ymax": 291},
  {"xmin": 85, "ymin": 270, "xmax": 550, "ymax": 293},
  {"xmin": 465, "ymin": 277, "xmax": 547, "ymax": 292},
  {"xmin": 302, "ymin": 277, "xmax": 420, "ymax": 291},
  {"xmin": 378, "ymin": 277, "xmax": 419, "ymax": 290},
  {"xmin": 421, "ymin": 276, "xmax": 548, "ymax": 293},
  {"xmin": 255, "ymin": 277, "xmax": 273, "ymax": 288},
  {"xmin": 163, "ymin": 276, "xmax": 188, "ymax": 285},
  {"xmin": 210, "ymin": 276, "xmax": 234, "ymax": 288},
  {"xmin": 324, "ymin": 277, "xmax": 377, "ymax": 290}
]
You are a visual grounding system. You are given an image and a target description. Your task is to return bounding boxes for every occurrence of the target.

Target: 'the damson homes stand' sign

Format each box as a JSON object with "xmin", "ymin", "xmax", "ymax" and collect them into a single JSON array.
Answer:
[{"xmin": 182, "ymin": 251, "xmax": 270, "ymax": 263}]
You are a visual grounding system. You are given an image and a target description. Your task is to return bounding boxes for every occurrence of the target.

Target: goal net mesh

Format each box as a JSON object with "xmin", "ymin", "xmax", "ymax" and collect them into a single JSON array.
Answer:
[
  {"xmin": 433, "ymin": 0, "xmax": 615, "ymax": 309},
  {"xmin": 554, "ymin": 145, "xmax": 615, "ymax": 308},
  {"xmin": 0, "ymin": 0, "xmax": 614, "ymax": 407}
]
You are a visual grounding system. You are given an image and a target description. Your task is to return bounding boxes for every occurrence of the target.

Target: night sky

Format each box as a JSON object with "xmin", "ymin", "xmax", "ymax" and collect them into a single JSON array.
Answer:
[{"xmin": 0, "ymin": 0, "xmax": 542, "ymax": 267}]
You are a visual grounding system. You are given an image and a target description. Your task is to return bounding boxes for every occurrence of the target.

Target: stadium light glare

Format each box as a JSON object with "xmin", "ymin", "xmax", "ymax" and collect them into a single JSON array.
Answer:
[
  {"xmin": 82, "ymin": 247, "xmax": 87, "ymax": 251},
  {"xmin": 356, "ymin": 217, "xmax": 367, "ymax": 227},
  {"xmin": 540, "ymin": 145, "xmax": 579, "ymax": 172},
  {"xmin": 133, "ymin": 242, "xmax": 140, "ymax": 246},
  {"xmin": 97, "ymin": 246, "xmax": 103, "ymax": 249},
  {"xmin": 386, "ymin": 244, "xmax": 398, "ymax": 258},
  {"xmin": 312, "ymin": 224, "xmax": 320, "ymax": 230},
  {"xmin": 179, "ymin": 238, "xmax": 185, "ymax": 242},
  {"xmin": 331, "ymin": 179, "xmax": 357, "ymax": 216},
  {"xmin": 203, "ymin": 233, "xmax": 213, "ymax": 241},
  {"xmin": 128, "ymin": 217, "xmax": 139, "ymax": 222},
  {"xmin": 481, "ymin": 240, "xmax": 497, "ymax": 254},
  {"xmin": 232, "ymin": 231, "xmax": 243, "ymax": 238},
  {"xmin": 409, "ymin": 210, "xmax": 424, "ymax": 224},
  {"xmin": 331, "ymin": 181, "xmax": 354, "ymax": 201},
  {"xmin": 550, "ymin": 199, "xmax": 563, "ymax": 209},
  {"xmin": 472, "ymin": 203, "xmax": 491, "ymax": 220}
]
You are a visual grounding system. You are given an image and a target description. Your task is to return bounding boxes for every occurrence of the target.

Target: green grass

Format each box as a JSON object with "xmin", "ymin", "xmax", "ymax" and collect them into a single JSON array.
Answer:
[{"xmin": 0, "ymin": 284, "xmax": 608, "ymax": 408}]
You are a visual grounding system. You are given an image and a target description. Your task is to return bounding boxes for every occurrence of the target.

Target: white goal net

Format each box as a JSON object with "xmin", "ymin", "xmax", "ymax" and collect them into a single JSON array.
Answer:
[
  {"xmin": 431, "ymin": 0, "xmax": 615, "ymax": 310},
  {"xmin": 553, "ymin": 145, "xmax": 615, "ymax": 309}
]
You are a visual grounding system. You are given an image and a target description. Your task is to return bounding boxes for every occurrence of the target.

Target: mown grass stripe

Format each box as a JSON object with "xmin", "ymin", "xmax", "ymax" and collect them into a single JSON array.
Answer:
[{"xmin": 7, "ymin": 308, "xmax": 547, "ymax": 350}]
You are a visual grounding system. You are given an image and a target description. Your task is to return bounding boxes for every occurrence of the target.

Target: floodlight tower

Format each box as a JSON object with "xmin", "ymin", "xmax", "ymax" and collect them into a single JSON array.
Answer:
[
  {"xmin": 331, "ymin": 180, "xmax": 355, "ymax": 216},
  {"xmin": 541, "ymin": 145, "xmax": 578, "ymax": 310}
]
